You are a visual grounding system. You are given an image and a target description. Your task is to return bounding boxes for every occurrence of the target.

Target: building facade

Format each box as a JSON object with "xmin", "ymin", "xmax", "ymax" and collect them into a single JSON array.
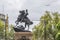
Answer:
[{"xmin": 0, "ymin": 13, "xmax": 5, "ymax": 21}]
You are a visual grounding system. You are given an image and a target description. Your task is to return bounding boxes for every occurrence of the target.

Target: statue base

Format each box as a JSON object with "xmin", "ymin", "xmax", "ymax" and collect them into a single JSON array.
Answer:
[
  {"xmin": 14, "ymin": 32, "xmax": 33, "ymax": 40},
  {"xmin": 13, "ymin": 26, "xmax": 30, "ymax": 32}
]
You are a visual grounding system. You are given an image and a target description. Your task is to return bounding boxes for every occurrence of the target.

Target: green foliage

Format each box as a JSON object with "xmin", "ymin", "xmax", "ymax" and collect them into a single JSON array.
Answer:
[
  {"xmin": 32, "ymin": 11, "xmax": 60, "ymax": 40},
  {"xmin": 8, "ymin": 24, "xmax": 14, "ymax": 40},
  {"xmin": 0, "ymin": 20, "xmax": 4, "ymax": 28},
  {"xmin": 56, "ymin": 22, "xmax": 60, "ymax": 31},
  {"xmin": 0, "ymin": 19, "xmax": 14, "ymax": 40},
  {"xmin": 0, "ymin": 19, "xmax": 5, "ymax": 39},
  {"xmin": 56, "ymin": 22, "xmax": 60, "ymax": 40},
  {"xmin": 56, "ymin": 33, "xmax": 60, "ymax": 40}
]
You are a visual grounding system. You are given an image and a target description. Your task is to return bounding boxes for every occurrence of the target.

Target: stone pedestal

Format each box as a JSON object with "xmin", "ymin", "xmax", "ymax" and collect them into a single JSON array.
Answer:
[{"xmin": 14, "ymin": 32, "xmax": 33, "ymax": 40}]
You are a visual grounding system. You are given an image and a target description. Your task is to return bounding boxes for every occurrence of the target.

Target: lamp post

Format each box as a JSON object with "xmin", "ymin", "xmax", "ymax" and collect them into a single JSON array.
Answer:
[{"xmin": 5, "ymin": 14, "xmax": 8, "ymax": 40}]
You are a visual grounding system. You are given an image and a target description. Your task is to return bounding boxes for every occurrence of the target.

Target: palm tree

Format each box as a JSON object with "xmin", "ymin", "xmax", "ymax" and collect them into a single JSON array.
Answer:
[
  {"xmin": 32, "ymin": 11, "xmax": 60, "ymax": 40},
  {"xmin": 50, "ymin": 12, "xmax": 60, "ymax": 40},
  {"xmin": 33, "ymin": 11, "xmax": 53, "ymax": 40}
]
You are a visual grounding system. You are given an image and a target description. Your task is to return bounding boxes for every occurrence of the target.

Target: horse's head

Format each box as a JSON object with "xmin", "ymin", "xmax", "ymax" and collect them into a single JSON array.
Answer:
[{"xmin": 19, "ymin": 10, "xmax": 25, "ymax": 15}]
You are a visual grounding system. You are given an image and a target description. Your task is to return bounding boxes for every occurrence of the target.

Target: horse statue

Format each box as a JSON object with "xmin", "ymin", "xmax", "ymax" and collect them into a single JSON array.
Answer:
[{"xmin": 15, "ymin": 9, "xmax": 33, "ymax": 31}]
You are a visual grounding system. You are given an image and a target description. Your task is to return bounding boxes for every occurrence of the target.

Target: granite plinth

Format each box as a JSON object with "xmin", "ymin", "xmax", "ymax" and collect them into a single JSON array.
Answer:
[{"xmin": 14, "ymin": 32, "xmax": 33, "ymax": 40}]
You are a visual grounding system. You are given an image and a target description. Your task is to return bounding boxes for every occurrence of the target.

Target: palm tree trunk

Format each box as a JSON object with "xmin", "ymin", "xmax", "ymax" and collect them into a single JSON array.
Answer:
[
  {"xmin": 54, "ymin": 36, "xmax": 56, "ymax": 40},
  {"xmin": 44, "ymin": 20, "xmax": 47, "ymax": 40}
]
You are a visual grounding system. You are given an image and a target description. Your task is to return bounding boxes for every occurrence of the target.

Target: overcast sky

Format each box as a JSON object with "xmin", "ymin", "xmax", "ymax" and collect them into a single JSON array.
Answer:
[{"xmin": 0, "ymin": 0, "xmax": 60, "ymax": 30}]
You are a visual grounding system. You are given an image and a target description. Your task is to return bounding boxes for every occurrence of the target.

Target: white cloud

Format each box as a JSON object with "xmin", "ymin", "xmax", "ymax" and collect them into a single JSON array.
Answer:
[
  {"xmin": 0, "ymin": 0, "xmax": 60, "ymax": 27},
  {"xmin": 0, "ymin": 0, "xmax": 27, "ymax": 24}
]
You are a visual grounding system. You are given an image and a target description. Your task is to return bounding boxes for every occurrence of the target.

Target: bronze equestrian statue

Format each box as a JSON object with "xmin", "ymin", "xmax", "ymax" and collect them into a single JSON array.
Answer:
[{"xmin": 14, "ymin": 9, "xmax": 33, "ymax": 32}]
